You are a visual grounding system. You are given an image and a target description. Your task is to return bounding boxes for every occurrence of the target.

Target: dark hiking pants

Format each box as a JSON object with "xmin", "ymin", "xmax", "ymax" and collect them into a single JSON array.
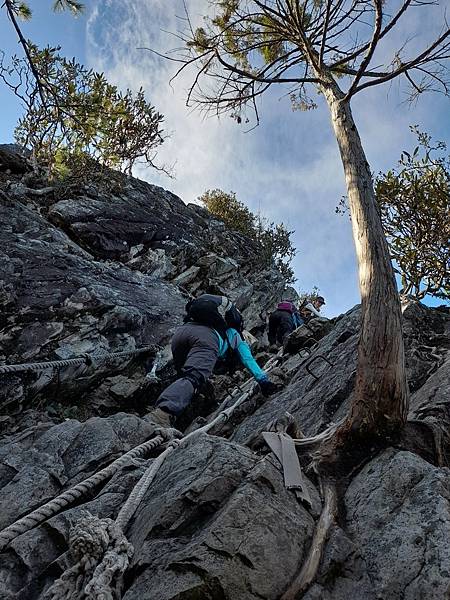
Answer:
[
  {"xmin": 268, "ymin": 309, "xmax": 294, "ymax": 345},
  {"xmin": 155, "ymin": 324, "xmax": 219, "ymax": 416}
]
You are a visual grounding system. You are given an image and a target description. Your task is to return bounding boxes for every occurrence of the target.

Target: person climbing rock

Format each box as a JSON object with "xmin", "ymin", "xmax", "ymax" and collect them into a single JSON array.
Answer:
[
  {"xmin": 268, "ymin": 300, "xmax": 303, "ymax": 346},
  {"xmin": 298, "ymin": 295, "xmax": 326, "ymax": 323},
  {"xmin": 148, "ymin": 294, "xmax": 278, "ymax": 427}
]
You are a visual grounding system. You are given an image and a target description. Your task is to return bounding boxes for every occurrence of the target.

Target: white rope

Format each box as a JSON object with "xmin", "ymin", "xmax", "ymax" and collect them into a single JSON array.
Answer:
[
  {"xmin": 44, "ymin": 386, "xmax": 253, "ymax": 600},
  {"xmin": 0, "ymin": 435, "xmax": 164, "ymax": 551},
  {"xmin": 42, "ymin": 515, "xmax": 133, "ymax": 600}
]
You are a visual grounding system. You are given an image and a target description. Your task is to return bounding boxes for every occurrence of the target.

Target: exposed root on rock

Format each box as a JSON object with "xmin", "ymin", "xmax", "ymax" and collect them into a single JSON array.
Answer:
[
  {"xmin": 309, "ymin": 414, "xmax": 406, "ymax": 478},
  {"xmin": 293, "ymin": 420, "xmax": 342, "ymax": 450},
  {"xmin": 281, "ymin": 479, "xmax": 337, "ymax": 599}
]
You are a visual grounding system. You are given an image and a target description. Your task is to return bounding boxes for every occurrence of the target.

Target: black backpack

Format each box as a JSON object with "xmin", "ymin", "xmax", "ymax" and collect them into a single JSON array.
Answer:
[{"xmin": 185, "ymin": 294, "xmax": 244, "ymax": 340}]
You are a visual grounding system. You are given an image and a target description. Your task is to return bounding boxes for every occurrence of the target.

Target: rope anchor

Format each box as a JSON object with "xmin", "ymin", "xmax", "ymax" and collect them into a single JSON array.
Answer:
[{"xmin": 304, "ymin": 354, "xmax": 334, "ymax": 380}]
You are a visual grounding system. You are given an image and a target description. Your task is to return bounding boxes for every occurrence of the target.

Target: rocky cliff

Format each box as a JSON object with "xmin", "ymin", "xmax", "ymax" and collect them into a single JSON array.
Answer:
[
  {"xmin": 0, "ymin": 144, "xmax": 289, "ymax": 423},
  {"xmin": 0, "ymin": 146, "xmax": 449, "ymax": 600}
]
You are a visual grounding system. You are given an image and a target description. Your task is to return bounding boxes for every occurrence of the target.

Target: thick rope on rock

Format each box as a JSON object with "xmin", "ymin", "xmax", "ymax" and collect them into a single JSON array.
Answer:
[
  {"xmin": 0, "ymin": 346, "xmax": 153, "ymax": 375},
  {"xmin": 116, "ymin": 388, "xmax": 252, "ymax": 531},
  {"xmin": 46, "ymin": 386, "xmax": 254, "ymax": 600},
  {"xmin": 115, "ymin": 442, "xmax": 176, "ymax": 531},
  {"xmin": 43, "ymin": 515, "xmax": 133, "ymax": 600},
  {"xmin": 0, "ymin": 435, "xmax": 164, "ymax": 551}
]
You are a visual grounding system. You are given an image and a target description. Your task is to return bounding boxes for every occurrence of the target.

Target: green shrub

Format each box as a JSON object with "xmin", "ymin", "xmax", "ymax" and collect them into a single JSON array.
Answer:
[
  {"xmin": 0, "ymin": 45, "xmax": 165, "ymax": 177},
  {"xmin": 199, "ymin": 188, "xmax": 297, "ymax": 283}
]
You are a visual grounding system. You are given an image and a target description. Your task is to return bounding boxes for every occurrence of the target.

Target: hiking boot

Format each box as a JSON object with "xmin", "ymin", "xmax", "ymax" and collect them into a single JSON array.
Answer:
[{"xmin": 146, "ymin": 407, "xmax": 173, "ymax": 428}]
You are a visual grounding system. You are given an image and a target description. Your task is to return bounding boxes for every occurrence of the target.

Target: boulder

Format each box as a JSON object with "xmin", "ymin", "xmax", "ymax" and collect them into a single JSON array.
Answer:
[{"xmin": 0, "ymin": 144, "xmax": 30, "ymax": 174}]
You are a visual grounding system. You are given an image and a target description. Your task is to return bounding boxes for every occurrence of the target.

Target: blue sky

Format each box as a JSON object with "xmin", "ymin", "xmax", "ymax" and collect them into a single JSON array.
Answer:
[{"xmin": 1, "ymin": 1, "xmax": 449, "ymax": 316}]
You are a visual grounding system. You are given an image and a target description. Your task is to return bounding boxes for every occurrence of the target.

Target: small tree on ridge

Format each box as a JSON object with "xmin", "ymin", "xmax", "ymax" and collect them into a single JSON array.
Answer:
[{"xmin": 199, "ymin": 188, "xmax": 297, "ymax": 282}]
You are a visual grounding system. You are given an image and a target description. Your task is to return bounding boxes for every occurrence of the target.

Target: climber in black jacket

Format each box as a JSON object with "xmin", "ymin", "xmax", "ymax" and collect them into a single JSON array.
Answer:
[{"xmin": 268, "ymin": 301, "xmax": 303, "ymax": 346}]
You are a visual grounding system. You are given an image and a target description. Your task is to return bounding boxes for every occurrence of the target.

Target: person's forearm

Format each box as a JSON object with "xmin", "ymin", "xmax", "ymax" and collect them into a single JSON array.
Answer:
[{"xmin": 237, "ymin": 341, "xmax": 267, "ymax": 381}]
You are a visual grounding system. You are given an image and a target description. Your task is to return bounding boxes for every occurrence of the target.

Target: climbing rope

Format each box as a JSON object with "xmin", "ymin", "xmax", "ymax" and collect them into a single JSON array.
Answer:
[
  {"xmin": 42, "ymin": 385, "xmax": 254, "ymax": 600},
  {"xmin": 118, "ymin": 387, "xmax": 253, "ymax": 530},
  {"xmin": 0, "ymin": 346, "xmax": 154, "ymax": 375},
  {"xmin": 0, "ymin": 335, "xmax": 332, "ymax": 554},
  {"xmin": 42, "ymin": 515, "xmax": 133, "ymax": 600},
  {"xmin": 0, "ymin": 347, "xmax": 280, "ymax": 540},
  {"xmin": 3, "ymin": 339, "xmax": 324, "ymax": 597},
  {"xmin": 0, "ymin": 383, "xmax": 253, "ymax": 598},
  {"xmin": 0, "ymin": 434, "xmax": 164, "ymax": 551}
]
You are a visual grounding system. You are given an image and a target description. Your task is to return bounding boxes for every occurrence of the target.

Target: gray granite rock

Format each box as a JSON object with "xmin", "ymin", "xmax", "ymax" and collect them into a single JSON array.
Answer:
[
  {"xmin": 1, "ymin": 145, "xmax": 449, "ymax": 600},
  {"xmin": 0, "ymin": 148, "xmax": 290, "ymax": 417},
  {"xmin": 343, "ymin": 449, "xmax": 450, "ymax": 600},
  {"xmin": 124, "ymin": 436, "xmax": 316, "ymax": 600},
  {"xmin": 0, "ymin": 192, "xmax": 185, "ymax": 414}
]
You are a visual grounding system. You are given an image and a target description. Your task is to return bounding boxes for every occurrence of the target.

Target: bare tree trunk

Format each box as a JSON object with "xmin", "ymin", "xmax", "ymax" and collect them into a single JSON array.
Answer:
[{"xmin": 320, "ymin": 77, "xmax": 408, "ymax": 435}]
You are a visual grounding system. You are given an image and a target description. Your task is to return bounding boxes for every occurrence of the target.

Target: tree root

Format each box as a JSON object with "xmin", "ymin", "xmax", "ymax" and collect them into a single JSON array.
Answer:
[
  {"xmin": 293, "ymin": 420, "xmax": 342, "ymax": 449},
  {"xmin": 281, "ymin": 480, "xmax": 338, "ymax": 600}
]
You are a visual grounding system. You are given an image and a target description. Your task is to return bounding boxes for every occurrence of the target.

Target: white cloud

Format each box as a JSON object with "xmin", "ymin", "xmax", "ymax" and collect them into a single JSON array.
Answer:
[
  {"xmin": 86, "ymin": 0, "xmax": 239, "ymax": 202},
  {"xmin": 85, "ymin": 0, "xmax": 450, "ymax": 317}
]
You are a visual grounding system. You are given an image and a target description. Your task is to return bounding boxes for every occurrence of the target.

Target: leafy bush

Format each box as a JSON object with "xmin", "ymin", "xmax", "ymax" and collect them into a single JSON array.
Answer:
[
  {"xmin": 337, "ymin": 128, "xmax": 449, "ymax": 300},
  {"xmin": 199, "ymin": 189, "xmax": 255, "ymax": 237},
  {"xmin": 297, "ymin": 286, "xmax": 322, "ymax": 307},
  {"xmin": 375, "ymin": 128, "xmax": 449, "ymax": 300},
  {"xmin": 0, "ymin": 45, "xmax": 165, "ymax": 176},
  {"xmin": 199, "ymin": 188, "xmax": 297, "ymax": 282}
]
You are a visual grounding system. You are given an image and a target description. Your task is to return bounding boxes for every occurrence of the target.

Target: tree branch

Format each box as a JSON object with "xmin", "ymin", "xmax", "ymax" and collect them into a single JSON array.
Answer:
[
  {"xmin": 4, "ymin": 0, "xmax": 48, "ymax": 106},
  {"xmin": 214, "ymin": 50, "xmax": 320, "ymax": 85},
  {"xmin": 319, "ymin": 0, "xmax": 333, "ymax": 68},
  {"xmin": 353, "ymin": 26, "xmax": 450, "ymax": 94},
  {"xmin": 344, "ymin": 0, "xmax": 384, "ymax": 100},
  {"xmin": 330, "ymin": 0, "xmax": 413, "ymax": 70}
]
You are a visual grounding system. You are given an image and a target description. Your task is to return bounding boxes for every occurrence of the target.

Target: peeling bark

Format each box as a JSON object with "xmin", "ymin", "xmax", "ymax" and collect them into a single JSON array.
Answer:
[{"xmin": 319, "ymin": 74, "xmax": 408, "ymax": 436}]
